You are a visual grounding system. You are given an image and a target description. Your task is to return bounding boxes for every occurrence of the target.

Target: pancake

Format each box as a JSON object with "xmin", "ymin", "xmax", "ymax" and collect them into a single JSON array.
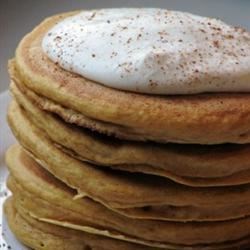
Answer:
[
  {"xmin": 7, "ymin": 156, "xmax": 250, "ymax": 247},
  {"xmin": 117, "ymin": 203, "xmax": 250, "ymax": 222},
  {"xmin": 7, "ymin": 145, "xmax": 250, "ymax": 227},
  {"xmin": 12, "ymin": 12, "xmax": 250, "ymax": 144},
  {"xmin": 6, "ymin": 197, "xmax": 250, "ymax": 250},
  {"xmin": 6, "ymin": 149, "xmax": 250, "ymax": 247},
  {"xmin": 12, "ymin": 191, "xmax": 165, "ymax": 248},
  {"xmin": 7, "ymin": 104, "xmax": 250, "ymax": 209},
  {"xmin": 4, "ymin": 198, "xmax": 157, "ymax": 250},
  {"xmin": 10, "ymin": 79, "xmax": 250, "ymax": 186},
  {"xmin": 12, "ymin": 188, "xmax": 250, "ymax": 246}
]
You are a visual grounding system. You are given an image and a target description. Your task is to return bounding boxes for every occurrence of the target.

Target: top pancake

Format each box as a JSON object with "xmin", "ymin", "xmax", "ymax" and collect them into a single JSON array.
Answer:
[{"xmin": 13, "ymin": 12, "xmax": 250, "ymax": 144}]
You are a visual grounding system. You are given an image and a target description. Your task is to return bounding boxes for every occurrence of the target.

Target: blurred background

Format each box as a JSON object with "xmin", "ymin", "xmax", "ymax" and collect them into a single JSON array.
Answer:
[{"xmin": 0, "ymin": 0, "xmax": 249, "ymax": 93}]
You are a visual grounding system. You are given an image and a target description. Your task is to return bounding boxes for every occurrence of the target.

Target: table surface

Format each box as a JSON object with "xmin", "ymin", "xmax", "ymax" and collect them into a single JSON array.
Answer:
[{"xmin": 1, "ymin": 0, "xmax": 250, "ymax": 93}]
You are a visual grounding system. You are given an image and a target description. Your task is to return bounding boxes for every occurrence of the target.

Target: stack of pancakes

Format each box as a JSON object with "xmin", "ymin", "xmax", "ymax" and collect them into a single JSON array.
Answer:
[{"xmin": 5, "ymin": 12, "xmax": 250, "ymax": 250}]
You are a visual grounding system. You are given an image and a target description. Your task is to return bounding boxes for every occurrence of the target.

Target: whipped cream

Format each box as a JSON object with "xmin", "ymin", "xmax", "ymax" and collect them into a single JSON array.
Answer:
[{"xmin": 42, "ymin": 8, "xmax": 250, "ymax": 94}]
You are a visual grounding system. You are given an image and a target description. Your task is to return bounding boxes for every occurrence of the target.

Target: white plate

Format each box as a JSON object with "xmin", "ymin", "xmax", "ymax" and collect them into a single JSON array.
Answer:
[{"xmin": 0, "ymin": 91, "xmax": 28, "ymax": 249}]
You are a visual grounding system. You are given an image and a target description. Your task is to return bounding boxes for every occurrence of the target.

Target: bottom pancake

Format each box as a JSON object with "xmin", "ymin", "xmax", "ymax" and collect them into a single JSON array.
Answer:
[
  {"xmin": 6, "ymin": 144, "xmax": 250, "ymax": 224},
  {"xmin": 6, "ymin": 144, "xmax": 250, "ymax": 247},
  {"xmin": 5, "ymin": 195, "xmax": 250, "ymax": 250},
  {"xmin": 4, "ymin": 198, "xmax": 155, "ymax": 250}
]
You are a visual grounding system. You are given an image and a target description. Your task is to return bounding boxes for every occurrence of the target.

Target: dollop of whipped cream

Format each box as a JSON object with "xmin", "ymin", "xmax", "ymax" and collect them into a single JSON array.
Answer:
[{"xmin": 42, "ymin": 8, "xmax": 250, "ymax": 94}]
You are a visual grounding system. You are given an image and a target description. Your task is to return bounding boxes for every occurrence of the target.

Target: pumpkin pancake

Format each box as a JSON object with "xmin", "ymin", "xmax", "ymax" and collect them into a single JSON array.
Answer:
[
  {"xmin": 12, "ymin": 192, "xmax": 165, "ymax": 248},
  {"xmin": 6, "ymin": 149, "xmax": 250, "ymax": 248},
  {"xmin": 7, "ymin": 104, "xmax": 250, "ymax": 210},
  {"xmin": 6, "ymin": 145, "xmax": 250, "ymax": 229},
  {"xmin": 6, "ymin": 198, "xmax": 250, "ymax": 250},
  {"xmin": 116, "ymin": 203, "xmax": 250, "ymax": 222},
  {"xmin": 12, "ymin": 189, "xmax": 250, "ymax": 246},
  {"xmin": 10, "ymin": 80, "xmax": 250, "ymax": 186},
  {"xmin": 12, "ymin": 12, "xmax": 250, "ymax": 144},
  {"xmin": 4, "ymin": 198, "xmax": 157, "ymax": 250}
]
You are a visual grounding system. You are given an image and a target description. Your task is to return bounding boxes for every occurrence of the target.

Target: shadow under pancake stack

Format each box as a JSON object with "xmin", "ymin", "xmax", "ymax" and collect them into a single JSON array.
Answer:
[{"xmin": 5, "ymin": 9, "xmax": 250, "ymax": 250}]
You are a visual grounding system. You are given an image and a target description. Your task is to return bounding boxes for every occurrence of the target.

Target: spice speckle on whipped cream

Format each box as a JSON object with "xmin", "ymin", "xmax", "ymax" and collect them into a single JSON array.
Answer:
[{"xmin": 42, "ymin": 8, "xmax": 250, "ymax": 94}]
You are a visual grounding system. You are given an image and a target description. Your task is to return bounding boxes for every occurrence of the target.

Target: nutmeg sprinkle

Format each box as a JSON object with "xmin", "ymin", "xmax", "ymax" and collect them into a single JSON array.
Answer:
[{"xmin": 42, "ymin": 8, "xmax": 250, "ymax": 95}]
